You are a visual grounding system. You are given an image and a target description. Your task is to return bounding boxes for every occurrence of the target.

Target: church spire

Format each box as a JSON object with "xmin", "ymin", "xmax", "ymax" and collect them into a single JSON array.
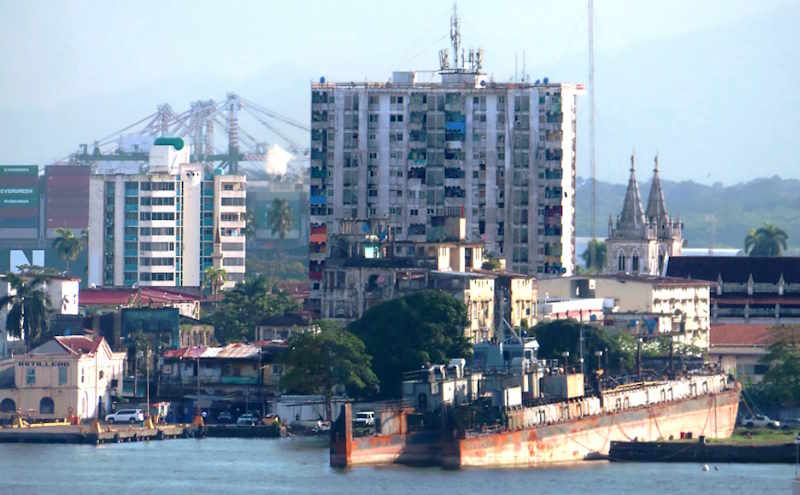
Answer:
[
  {"xmin": 616, "ymin": 153, "xmax": 647, "ymax": 237},
  {"xmin": 645, "ymin": 153, "xmax": 668, "ymax": 223}
]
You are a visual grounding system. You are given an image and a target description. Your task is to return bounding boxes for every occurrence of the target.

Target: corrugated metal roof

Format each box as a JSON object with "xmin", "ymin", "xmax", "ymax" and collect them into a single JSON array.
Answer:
[{"xmin": 163, "ymin": 343, "xmax": 259, "ymax": 360}]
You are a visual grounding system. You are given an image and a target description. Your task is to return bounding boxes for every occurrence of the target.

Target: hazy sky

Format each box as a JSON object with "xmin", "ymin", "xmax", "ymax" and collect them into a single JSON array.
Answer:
[{"xmin": 0, "ymin": 0, "xmax": 797, "ymax": 184}]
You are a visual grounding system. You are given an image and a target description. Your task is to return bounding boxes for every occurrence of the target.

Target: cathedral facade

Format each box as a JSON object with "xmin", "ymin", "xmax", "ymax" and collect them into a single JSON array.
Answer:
[{"xmin": 605, "ymin": 155, "xmax": 682, "ymax": 276}]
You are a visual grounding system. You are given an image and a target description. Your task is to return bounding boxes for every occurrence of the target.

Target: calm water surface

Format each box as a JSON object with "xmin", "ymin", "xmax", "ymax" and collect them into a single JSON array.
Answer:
[{"xmin": 0, "ymin": 437, "xmax": 792, "ymax": 494}]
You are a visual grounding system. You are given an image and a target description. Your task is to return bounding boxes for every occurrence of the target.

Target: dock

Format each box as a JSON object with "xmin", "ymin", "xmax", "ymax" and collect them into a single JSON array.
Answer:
[
  {"xmin": 609, "ymin": 439, "xmax": 800, "ymax": 463},
  {"xmin": 0, "ymin": 424, "xmax": 197, "ymax": 445}
]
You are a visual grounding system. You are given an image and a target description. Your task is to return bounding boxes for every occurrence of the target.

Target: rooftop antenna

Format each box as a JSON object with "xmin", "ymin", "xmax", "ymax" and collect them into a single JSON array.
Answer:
[
  {"xmin": 522, "ymin": 50, "xmax": 527, "ymax": 82},
  {"xmin": 588, "ymin": 0, "xmax": 598, "ymax": 270},
  {"xmin": 450, "ymin": 3, "xmax": 462, "ymax": 69}
]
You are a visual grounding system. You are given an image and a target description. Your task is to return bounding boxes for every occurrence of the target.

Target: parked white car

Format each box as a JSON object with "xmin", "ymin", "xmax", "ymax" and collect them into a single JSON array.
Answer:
[
  {"xmin": 742, "ymin": 414, "xmax": 780, "ymax": 428},
  {"xmin": 237, "ymin": 413, "xmax": 258, "ymax": 426},
  {"xmin": 354, "ymin": 411, "xmax": 375, "ymax": 427},
  {"xmin": 105, "ymin": 409, "xmax": 144, "ymax": 424}
]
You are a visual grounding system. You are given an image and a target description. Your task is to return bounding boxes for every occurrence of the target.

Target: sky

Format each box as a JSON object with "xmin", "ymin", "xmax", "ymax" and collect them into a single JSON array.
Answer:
[{"xmin": 0, "ymin": 0, "xmax": 798, "ymax": 184}]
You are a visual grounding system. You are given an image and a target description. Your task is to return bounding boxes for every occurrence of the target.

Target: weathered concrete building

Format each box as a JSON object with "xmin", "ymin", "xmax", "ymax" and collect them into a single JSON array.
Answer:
[
  {"xmin": 537, "ymin": 274, "xmax": 711, "ymax": 350},
  {"xmin": 308, "ymin": 44, "xmax": 584, "ymax": 314}
]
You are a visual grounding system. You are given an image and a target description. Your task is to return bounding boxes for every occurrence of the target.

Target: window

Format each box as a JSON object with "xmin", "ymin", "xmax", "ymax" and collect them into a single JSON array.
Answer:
[
  {"xmin": 632, "ymin": 255, "xmax": 640, "ymax": 272},
  {"xmin": 39, "ymin": 397, "xmax": 54, "ymax": 415},
  {"xmin": 221, "ymin": 197, "xmax": 245, "ymax": 206},
  {"xmin": 221, "ymin": 242, "xmax": 244, "ymax": 251},
  {"xmin": 223, "ymin": 257, "xmax": 245, "ymax": 267},
  {"xmin": 58, "ymin": 366, "xmax": 67, "ymax": 385},
  {"xmin": 618, "ymin": 254, "xmax": 626, "ymax": 272},
  {"xmin": 0, "ymin": 398, "xmax": 15, "ymax": 413},
  {"xmin": 140, "ymin": 212, "xmax": 175, "ymax": 221},
  {"xmin": 26, "ymin": 368, "xmax": 35, "ymax": 385}
]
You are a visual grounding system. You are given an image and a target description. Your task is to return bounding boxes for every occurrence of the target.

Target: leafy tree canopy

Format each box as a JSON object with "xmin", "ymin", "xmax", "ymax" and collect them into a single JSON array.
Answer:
[
  {"xmin": 207, "ymin": 275, "xmax": 298, "ymax": 343},
  {"xmin": 533, "ymin": 319, "xmax": 635, "ymax": 374},
  {"xmin": 580, "ymin": 239, "xmax": 607, "ymax": 273},
  {"xmin": 749, "ymin": 328, "xmax": 800, "ymax": 408},
  {"xmin": 280, "ymin": 320, "xmax": 378, "ymax": 399},
  {"xmin": 348, "ymin": 290, "xmax": 472, "ymax": 397}
]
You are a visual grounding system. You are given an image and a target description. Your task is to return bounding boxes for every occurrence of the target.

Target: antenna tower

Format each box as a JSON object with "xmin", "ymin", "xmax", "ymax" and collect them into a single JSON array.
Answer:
[
  {"xmin": 588, "ymin": 0, "xmax": 598, "ymax": 268},
  {"xmin": 450, "ymin": 3, "xmax": 461, "ymax": 69}
]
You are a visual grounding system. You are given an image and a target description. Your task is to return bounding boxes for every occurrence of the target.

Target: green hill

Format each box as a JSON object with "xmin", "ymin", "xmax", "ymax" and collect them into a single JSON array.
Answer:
[{"xmin": 576, "ymin": 176, "xmax": 800, "ymax": 252}]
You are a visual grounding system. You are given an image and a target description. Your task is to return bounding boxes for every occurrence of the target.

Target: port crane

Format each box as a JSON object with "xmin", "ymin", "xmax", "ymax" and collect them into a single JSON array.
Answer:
[{"xmin": 66, "ymin": 93, "xmax": 310, "ymax": 174}]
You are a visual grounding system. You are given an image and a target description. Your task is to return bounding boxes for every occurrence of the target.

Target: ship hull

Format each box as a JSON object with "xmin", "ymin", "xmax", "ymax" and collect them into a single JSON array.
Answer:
[
  {"xmin": 450, "ymin": 387, "xmax": 739, "ymax": 467},
  {"xmin": 334, "ymin": 387, "xmax": 740, "ymax": 468}
]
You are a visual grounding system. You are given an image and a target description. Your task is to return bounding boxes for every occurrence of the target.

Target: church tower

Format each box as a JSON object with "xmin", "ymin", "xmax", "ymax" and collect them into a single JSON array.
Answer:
[{"xmin": 605, "ymin": 154, "xmax": 682, "ymax": 275}]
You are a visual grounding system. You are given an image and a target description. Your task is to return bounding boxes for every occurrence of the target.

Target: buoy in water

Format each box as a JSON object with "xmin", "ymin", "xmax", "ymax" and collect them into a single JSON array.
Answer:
[{"xmin": 702, "ymin": 464, "xmax": 710, "ymax": 472}]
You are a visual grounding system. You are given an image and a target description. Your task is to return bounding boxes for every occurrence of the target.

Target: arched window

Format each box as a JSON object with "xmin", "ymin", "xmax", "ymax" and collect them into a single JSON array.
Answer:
[
  {"xmin": 658, "ymin": 251, "xmax": 665, "ymax": 274},
  {"xmin": 39, "ymin": 397, "xmax": 55, "ymax": 415},
  {"xmin": 617, "ymin": 252, "xmax": 626, "ymax": 272},
  {"xmin": 632, "ymin": 254, "xmax": 640, "ymax": 272},
  {"xmin": 0, "ymin": 398, "xmax": 16, "ymax": 413}
]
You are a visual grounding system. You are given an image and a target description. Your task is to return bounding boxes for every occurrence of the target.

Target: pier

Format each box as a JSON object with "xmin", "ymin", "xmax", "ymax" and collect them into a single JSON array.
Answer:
[{"xmin": 0, "ymin": 424, "xmax": 197, "ymax": 445}]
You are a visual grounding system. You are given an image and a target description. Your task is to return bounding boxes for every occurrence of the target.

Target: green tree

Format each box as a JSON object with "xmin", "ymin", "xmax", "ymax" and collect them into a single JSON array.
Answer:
[
  {"xmin": 533, "ymin": 320, "xmax": 635, "ymax": 374},
  {"xmin": 281, "ymin": 321, "xmax": 378, "ymax": 418},
  {"xmin": 208, "ymin": 275, "xmax": 298, "ymax": 343},
  {"xmin": 581, "ymin": 239, "xmax": 607, "ymax": 272},
  {"xmin": 348, "ymin": 290, "xmax": 472, "ymax": 397},
  {"xmin": 52, "ymin": 228, "xmax": 86, "ymax": 273},
  {"xmin": 202, "ymin": 266, "xmax": 227, "ymax": 298},
  {"xmin": 750, "ymin": 327, "xmax": 800, "ymax": 407},
  {"xmin": 267, "ymin": 198, "xmax": 294, "ymax": 240},
  {"xmin": 744, "ymin": 223, "xmax": 789, "ymax": 256},
  {"xmin": 0, "ymin": 273, "xmax": 51, "ymax": 351},
  {"xmin": 482, "ymin": 256, "xmax": 502, "ymax": 271}
]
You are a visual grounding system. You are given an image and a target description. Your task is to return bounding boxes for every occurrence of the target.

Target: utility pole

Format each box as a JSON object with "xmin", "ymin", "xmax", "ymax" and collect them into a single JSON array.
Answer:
[
  {"xmin": 587, "ymin": 0, "xmax": 598, "ymax": 270},
  {"xmin": 145, "ymin": 345, "xmax": 150, "ymax": 421}
]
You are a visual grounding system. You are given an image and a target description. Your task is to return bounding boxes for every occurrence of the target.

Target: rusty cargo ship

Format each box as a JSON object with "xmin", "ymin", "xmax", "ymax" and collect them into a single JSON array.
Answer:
[{"xmin": 331, "ymin": 360, "xmax": 739, "ymax": 468}]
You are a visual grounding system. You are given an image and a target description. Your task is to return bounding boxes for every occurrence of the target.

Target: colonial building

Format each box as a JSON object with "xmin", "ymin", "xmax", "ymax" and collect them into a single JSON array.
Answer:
[
  {"xmin": 537, "ymin": 274, "xmax": 711, "ymax": 350},
  {"xmin": 666, "ymin": 256, "xmax": 800, "ymax": 324},
  {"xmin": 317, "ymin": 217, "xmax": 537, "ymax": 343},
  {"xmin": 708, "ymin": 323, "xmax": 774, "ymax": 383},
  {"xmin": 606, "ymin": 155, "xmax": 682, "ymax": 276},
  {"xmin": 0, "ymin": 336, "xmax": 125, "ymax": 420}
]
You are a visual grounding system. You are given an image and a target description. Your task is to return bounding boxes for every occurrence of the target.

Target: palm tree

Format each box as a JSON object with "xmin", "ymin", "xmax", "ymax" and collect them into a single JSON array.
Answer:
[
  {"xmin": 203, "ymin": 266, "xmax": 227, "ymax": 298},
  {"xmin": 52, "ymin": 228, "xmax": 86, "ymax": 273},
  {"xmin": 267, "ymin": 199, "xmax": 294, "ymax": 240},
  {"xmin": 0, "ymin": 273, "xmax": 51, "ymax": 352},
  {"xmin": 744, "ymin": 224, "xmax": 789, "ymax": 256},
  {"xmin": 581, "ymin": 240, "xmax": 607, "ymax": 272}
]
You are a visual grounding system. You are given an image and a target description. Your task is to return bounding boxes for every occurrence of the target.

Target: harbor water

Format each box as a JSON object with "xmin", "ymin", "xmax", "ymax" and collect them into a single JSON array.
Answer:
[{"xmin": 0, "ymin": 437, "xmax": 792, "ymax": 494}]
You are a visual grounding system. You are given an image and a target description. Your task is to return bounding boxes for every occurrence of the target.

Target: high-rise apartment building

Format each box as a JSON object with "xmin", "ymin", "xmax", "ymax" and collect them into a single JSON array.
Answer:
[
  {"xmin": 88, "ymin": 138, "xmax": 246, "ymax": 288},
  {"xmin": 308, "ymin": 69, "xmax": 583, "ymax": 313}
]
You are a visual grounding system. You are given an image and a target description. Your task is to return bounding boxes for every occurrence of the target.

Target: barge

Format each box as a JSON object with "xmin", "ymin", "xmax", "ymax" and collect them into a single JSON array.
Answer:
[{"xmin": 331, "ymin": 362, "xmax": 739, "ymax": 468}]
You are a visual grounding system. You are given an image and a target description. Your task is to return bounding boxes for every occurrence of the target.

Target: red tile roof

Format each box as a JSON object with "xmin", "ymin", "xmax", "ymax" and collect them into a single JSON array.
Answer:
[
  {"xmin": 710, "ymin": 324, "xmax": 775, "ymax": 347},
  {"xmin": 54, "ymin": 335, "xmax": 104, "ymax": 355},
  {"xmin": 80, "ymin": 287, "xmax": 199, "ymax": 306}
]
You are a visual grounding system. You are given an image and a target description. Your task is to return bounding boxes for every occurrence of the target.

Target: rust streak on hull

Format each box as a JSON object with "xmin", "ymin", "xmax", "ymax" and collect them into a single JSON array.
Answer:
[{"xmin": 334, "ymin": 387, "xmax": 740, "ymax": 469}]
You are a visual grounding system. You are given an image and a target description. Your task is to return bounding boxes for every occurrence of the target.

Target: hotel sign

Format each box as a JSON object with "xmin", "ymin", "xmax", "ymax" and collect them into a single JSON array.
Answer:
[{"xmin": 17, "ymin": 361, "xmax": 69, "ymax": 368}]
